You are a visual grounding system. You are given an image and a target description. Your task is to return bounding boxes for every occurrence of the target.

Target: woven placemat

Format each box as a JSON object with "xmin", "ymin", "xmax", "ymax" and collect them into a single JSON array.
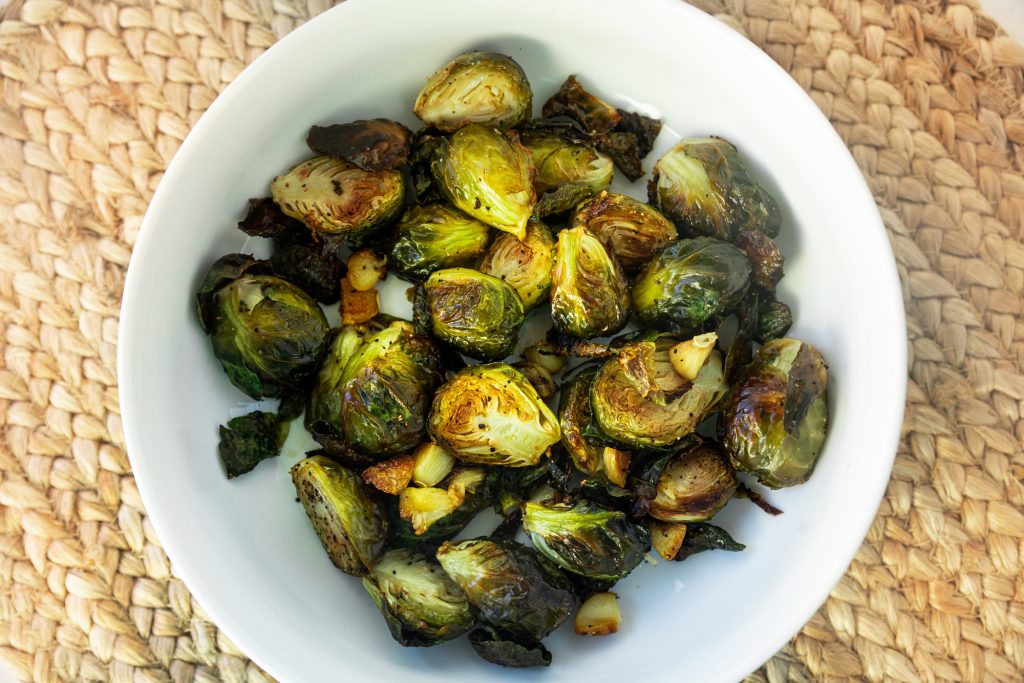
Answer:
[{"xmin": 1, "ymin": 0, "xmax": 1023, "ymax": 680}]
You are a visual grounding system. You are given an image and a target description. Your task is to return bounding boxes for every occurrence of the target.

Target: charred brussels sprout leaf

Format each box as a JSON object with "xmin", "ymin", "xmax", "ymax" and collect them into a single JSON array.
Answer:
[
  {"xmin": 570, "ymin": 191, "xmax": 677, "ymax": 271},
  {"xmin": 478, "ymin": 221, "xmax": 555, "ymax": 311},
  {"xmin": 218, "ymin": 410, "xmax": 286, "ymax": 479},
  {"xmin": 269, "ymin": 240, "xmax": 343, "ymax": 304},
  {"xmin": 542, "ymin": 75, "xmax": 621, "ymax": 135},
  {"xmin": 591, "ymin": 338, "xmax": 728, "ymax": 448},
  {"xmin": 361, "ymin": 549, "xmax": 474, "ymax": 646},
  {"xmin": 734, "ymin": 228, "xmax": 784, "ymax": 293},
  {"xmin": 558, "ymin": 367, "xmax": 604, "ymax": 476},
  {"xmin": 674, "ymin": 522, "xmax": 745, "ymax": 562},
  {"xmin": 200, "ymin": 269, "xmax": 329, "ymax": 399},
  {"xmin": 615, "ymin": 108, "xmax": 662, "ymax": 160},
  {"xmin": 389, "ymin": 204, "xmax": 491, "ymax": 282},
  {"xmin": 306, "ymin": 119, "xmax": 413, "ymax": 171},
  {"xmin": 468, "ymin": 627, "xmax": 552, "ymax": 668},
  {"xmin": 633, "ymin": 237, "xmax": 751, "ymax": 334},
  {"xmin": 309, "ymin": 322, "xmax": 443, "ymax": 457},
  {"xmin": 648, "ymin": 441, "xmax": 738, "ymax": 522},
  {"xmin": 431, "ymin": 125, "xmax": 536, "ymax": 240},
  {"xmin": 428, "ymin": 364, "xmax": 560, "ymax": 467},
  {"xmin": 521, "ymin": 130, "xmax": 613, "ymax": 195},
  {"xmin": 550, "ymin": 227, "xmax": 630, "ymax": 338},
  {"xmin": 534, "ymin": 182, "xmax": 597, "ymax": 219},
  {"xmin": 648, "ymin": 137, "xmax": 778, "ymax": 241},
  {"xmin": 291, "ymin": 456, "xmax": 388, "ymax": 575},
  {"xmin": 437, "ymin": 538, "xmax": 575, "ymax": 641},
  {"xmin": 271, "ymin": 156, "xmax": 404, "ymax": 240},
  {"xmin": 409, "ymin": 130, "xmax": 447, "ymax": 204},
  {"xmin": 414, "ymin": 52, "xmax": 532, "ymax": 132},
  {"xmin": 237, "ymin": 197, "xmax": 308, "ymax": 242},
  {"xmin": 755, "ymin": 297, "xmax": 793, "ymax": 343},
  {"xmin": 523, "ymin": 499, "xmax": 650, "ymax": 580},
  {"xmin": 423, "ymin": 268, "xmax": 525, "ymax": 361},
  {"xmin": 719, "ymin": 338, "xmax": 829, "ymax": 488}
]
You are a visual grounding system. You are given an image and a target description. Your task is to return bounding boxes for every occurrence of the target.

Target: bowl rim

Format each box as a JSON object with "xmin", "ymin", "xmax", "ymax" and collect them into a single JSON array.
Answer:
[{"xmin": 117, "ymin": 0, "xmax": 907, "ymax": 680}]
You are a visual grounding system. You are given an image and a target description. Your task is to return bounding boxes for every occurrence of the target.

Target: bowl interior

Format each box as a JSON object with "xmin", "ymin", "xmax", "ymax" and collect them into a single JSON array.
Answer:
[{"xmin": 118, "ymin": 0, "xmax": 906, "ymax": 681}]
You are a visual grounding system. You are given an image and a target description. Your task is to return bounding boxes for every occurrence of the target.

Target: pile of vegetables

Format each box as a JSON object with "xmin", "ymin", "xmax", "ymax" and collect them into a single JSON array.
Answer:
[{"xmin": 195, "ymin": 51, "xmax": 830, "ymax": 667}]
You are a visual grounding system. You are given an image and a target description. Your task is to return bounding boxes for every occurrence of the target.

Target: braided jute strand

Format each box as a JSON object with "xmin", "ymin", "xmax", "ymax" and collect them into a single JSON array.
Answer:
[{"xmin": 1, "ymin": 0, "xmax": 1023, "ymax": 679}]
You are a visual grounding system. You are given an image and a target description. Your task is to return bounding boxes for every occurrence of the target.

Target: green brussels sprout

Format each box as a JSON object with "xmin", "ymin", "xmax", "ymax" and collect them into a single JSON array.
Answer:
[
  {"xmin": 291, "ymin": 456, "xmax": 388, "ymax": 576},
  {"xmin": 719, "ymin": 338, "xmax": 829, "ymax": 488},
  {"xmin": 432, "ymin": 125, "xmax": 537, "ymax": 240},
  {"xmin": 436, "ymin": 538, "xmax": 575, "ymax": 641},
  {"xmin": 632, "ymin": 237, "xmax": 751, "ymax": 334},
  {"xmin": 648, "ymin": 137, "xmax": 779, "ymax": 241},
  {"xmin": 550, "ymin": 226, "xmax": 630, "ymax": 338},
  {"xmin": 270, "ymin": 156, "xmax": 404, "ymax": 240},
  {"xmin": 361, "ymin": 549, "xmax": 475, "ymax": 646},
  {"xmin": 306, "ymin": 119, "xmax": 413, "ymax": 171},
  {"xmin": 477, "ymin": 221, "xmax": 555, "ymax": 311},
  {"xmin": 557, "ymin": 367, "xmax": 604, "ymax": 476},
  {"xmin": 591, "ymin": 337, "xmax": 728, "ymax": 448},
  {"xmin": 648, "ymin": 441, "xmax": 738, "ymax": 522},
  {"xmin": 570, "ymin": 191, "xmax": 677, "ymax": 270},
  {"xmin": 755, "ymin": 297, "xmax": 793, "ymax": 343},
  {"xmin": 389, "ymin": 204, "xmax": 491, "ymax": 282},
  {"xmin": 520, "ymin": 130, "xmax": 613, "ymax": 195},
  {"xmin": 468, "ymin": 626, "xmax": 551, "ymax": 668},
  {"xmin": 414, "ymin": 52, "xmax": 532, "ymax": 132},
  {"xmin": 523, "ymin": 499, "xmax": 650, "ymax": 580},
  {"xmin": 428, "ymin": 363, "xmax": 561, "ymax": 467},
  {"xmin": 306, "ymin": 322, "xmax": 442, "ymax": 458},
  {"xmin": 422, "ymin": 268, "xmax": 525, "ymax": 361},
  {"xmin": 197, "ymin": 257, "xmax": 329, "ymax": 399}
]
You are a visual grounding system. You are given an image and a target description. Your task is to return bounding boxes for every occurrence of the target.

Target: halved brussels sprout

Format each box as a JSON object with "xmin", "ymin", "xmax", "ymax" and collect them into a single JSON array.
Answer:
[
  {"xmin": 591, "ymin": 337, "xmax": 728, "ymax": 448},
  {"xmin": 719, "ymin": 338, "xmax": 829, "ymax": 488},
  {"xmin": 389, "ymin": 204, "xmax": 492, "ymax": 282},
  {"xmin": 632, "ymin": 237, "xmax": 751, "ymax": 334},
  {"xmin": 306, "ymin": 119, "xmax": 413, "ymax": 171},
  {"xmin": 478, "ymin": 221, "xmax": 555, "ymax": 311},
  {"xmin": 436, "ymin": 538, "xmax": 575, "ymax": 641},
  {"xmin": 648, "ymin": 137, "xmax": 779, "ymax": 241},
  {"xmin": 271, "ymin": 156, "xmax": 405, "ymax": 240},
  {"xmin": 648, "ymin": 441, "xmax": 738, "ymax": 522},
  {"xmin": 550, "ymin": 227, "xmax": 630, "ymax": 338},
  {"xmin": 570, "ymin": 191, "xmax": 677, "ymax": 270},
  {"xmin": 291, "ymin": 456, "xmax": 388, "ymax": 576},
  {"xmin": 428, "ymin": 363, "xmax": 560, "ymax": 467},
  {"xmin": 414, "ymin": 52, "xmax": 532, "ymax": 132},
  {"xmin": 523, "ymin": 499, "xmax": 650, "ymax": 580},
  {"xmin": 431, "ymin": 125, "xmax": 536, "ymax": 239},
  {"xmin": 198, "ymin": 261, "xmax": 329, "ymax": 399},
  {"xmin": 362, "ymin": 549, "xmax": 475, "ymax": 646},
  {"xmin": 557, "ymin": 367, "xmax": 603, "ymax": 476},
  {"xmin": 520, "ymin": 130, "xmax": 613, "ymax": 195},
  {"xmin": 307, "ymin": 322, "xmax": 442, "ymax": 457},
  {"xmin": 423, "ymin": 268, "xmax": 525, "ymax": 361}
]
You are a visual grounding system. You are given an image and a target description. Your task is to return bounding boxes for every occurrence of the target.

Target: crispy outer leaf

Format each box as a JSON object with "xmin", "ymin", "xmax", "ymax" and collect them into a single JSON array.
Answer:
[
  {"xmin": 674, "ymin": 522, "xmax": 745, "ymax": 562},
  {"xmin": 468, "ymin": 627, "xmax": 552, "ymax": 668},
  {"xmin": 218, "ymin": 411, "xmax": 284, "ymax": 479},
  {"xmin": 306, "ymin": 119, "xmax": 413, "ymax": 171}
]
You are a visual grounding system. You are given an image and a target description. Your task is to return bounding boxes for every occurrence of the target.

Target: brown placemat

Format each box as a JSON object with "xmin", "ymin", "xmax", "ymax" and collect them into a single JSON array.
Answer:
[{"xmin": 1, "ymin": 0, "xmax": 1022, "ymax": 680}]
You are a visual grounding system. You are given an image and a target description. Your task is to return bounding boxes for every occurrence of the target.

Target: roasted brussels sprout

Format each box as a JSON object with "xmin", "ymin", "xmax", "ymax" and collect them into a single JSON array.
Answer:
[
  {"xmin": 477, "ymin": 221, "xmax": 555, "ymax": 311},
  {"xmin": 719, "ymin": 338, "xmax": 829, "ymax": 488},
  {"xmin": 632, "ymin": 237, "xmax": 751, "ymax": 334},
  {"xmin": 422, "ymin": 268, "xmax": 525, "ymax": 361},
  {"xmin": 269, "ymin": 240, "xmax": 344, "ymax": 304},
  {"xmin": 648, "ymin": 137, "xmax": 779, "ymax": 241},
  {"xmin": 734, "ymin": 228, "xmax": 784, "ymax": 293},
  {"xmin": 542, "ymin": 75, "xmax": 620, "ymax": 135},
  {"xmin": 511, "ymin": 361, "xmax": 557, "ymax": 400},
  {"xmin": 431, "ymin": 125, "xmax": 536, "ymax": 239},
  {"xmin": 362, "ymin": 549, "xmax": 475, "ymax": 646},
  {"xmin": 755, "ymin": 297, "xmax": 793, "ymax": 343},
  {"xmin": 306, "ymin": 119, "xmax": 413, "ymax": 171},
  {"xmin": 550, "ymin": 227, "xmax": 630, "ymax": 338},
  {"xmin": 523, "ymin": 499, "xmax": 650, "ymax": 580},
  {"xmin": 388, "ymin": 204, "xmax": 491, "ymax": 282},
  {"xmin": 570, "ymin": 191, "xmax": 677, "ymax": 270},
  {"xmin": 437, "ymin": 538, "xmax": 575, "ymax": 641},
  {"xmin": 409, "ymin": 130, "xmax": 447, "ymax": 204},
  {"xmin": 590, "ymin": 337, "xmax": 728, "ymax": 448},
  {"xmin": 557, "ymin": 367, "xmax": 604, "ymax": 476},
  {"xmin": 414, "ymin": 52, "xmax": 532, "ymax": 132},
  {"xmin": 291, "ymin": 456, "xmax": 388, "ymax": 575},
  {"xmin": 307, "ymin": 322, "xmax": 442, "ymax": 457},
  {"xmin": 428, "ymin": 364, "xmax": 560, "ymax": 467},
  {"xmin": 648, "ymin": 441, "xmax": 738, "ymax": 522},
  {"xmin": 468, "ymin": 627, "xmax": 551, "ymax": 668},
  {"xmin": 674, "ymin": 522, "xmax": 745, "ymax": 562},
  {"xmin": 218, "ymin": 410, "xmax": 286, "ymax": 479},
  {"xmin": 271, "ymin": 156, "xmax": 405, "ymax": 240},
  {"xmin": 520, "ymin": 130, "xmax": 613, "ymax": 195},
  {"xmin": 197, "ymin": 258, "xmax": 329, "ymax": 399}
]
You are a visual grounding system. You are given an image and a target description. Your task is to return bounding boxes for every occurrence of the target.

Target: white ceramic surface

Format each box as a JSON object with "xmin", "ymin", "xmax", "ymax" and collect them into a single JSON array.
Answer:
[{"xmin": 117, "ymin": 0, "xmax": 907, "ymax": 681}]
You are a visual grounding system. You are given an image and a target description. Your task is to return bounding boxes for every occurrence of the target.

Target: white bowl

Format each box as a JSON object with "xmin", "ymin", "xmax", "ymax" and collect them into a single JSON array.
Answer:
[{"xmin": 118, "ymin": 0, "xmax": 907, "ymax": 680}]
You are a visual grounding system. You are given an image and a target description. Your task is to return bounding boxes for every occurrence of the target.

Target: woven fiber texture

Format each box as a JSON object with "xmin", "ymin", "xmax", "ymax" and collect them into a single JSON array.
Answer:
[{"xmin": 1, "ymin": 0, "xmax": 1023, "ymax": 680}]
